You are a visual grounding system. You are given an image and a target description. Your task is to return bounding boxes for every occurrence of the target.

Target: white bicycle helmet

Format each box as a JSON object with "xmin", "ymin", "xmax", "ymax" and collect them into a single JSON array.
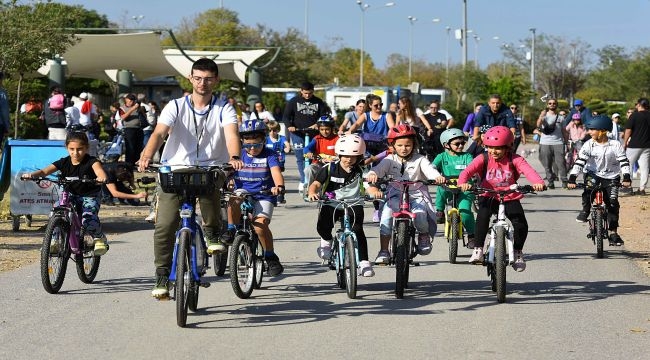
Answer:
[{"xmin": 335, "ymin": 134, "xmax": 366, "ymax": 156}]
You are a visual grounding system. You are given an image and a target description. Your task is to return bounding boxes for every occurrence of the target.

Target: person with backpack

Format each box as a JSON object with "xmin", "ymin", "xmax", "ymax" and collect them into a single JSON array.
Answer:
[
  {"xmin": 42, "ymin": 86, "xmax": 67, "ymax": 140},
  {"xmin": 458, "ymin": 126, "xmax": 546, "ymax": 270}
]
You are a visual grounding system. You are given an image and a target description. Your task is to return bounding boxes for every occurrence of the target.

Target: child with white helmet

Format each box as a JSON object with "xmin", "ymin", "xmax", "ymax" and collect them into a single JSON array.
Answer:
[
  {"xmin": 307, "ymin": 134, "xmax": 375, "ymax": 277},
  {"xmin": 458, "ymin": 126, "xmax": 545, "ymax": 271}
]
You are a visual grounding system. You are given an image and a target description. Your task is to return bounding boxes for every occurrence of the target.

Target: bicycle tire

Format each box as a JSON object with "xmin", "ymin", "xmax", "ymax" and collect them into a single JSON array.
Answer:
[
  {"xmin": 333, "ymin": 240, "xmax": 345, "ymax": 289},
  {"xmin": 175, "ymin": 230, "xmax": 191, "ymax": 327},
  {"xmin": 495, "ymin": 227, "xmax": 507, "ymax": 303},
  {"xmin": 213, "ymin": 251, "xmax": 228, "ymax": 276},
  {"xmin": 394, "ymin": 221, "xmax": 409, "ymax": 299},
  {"xmin": 41, "ymin": 216, "xmax": 69, "ymax": 294},
  {"xmin": 229, "ymin": 234, "xmax": 255, "ymax": 299},
  {"xmin": 595, "ymin": 209, "xmax": 605, "ymax": 259},
  {"xmin": 253, "ymin": 236, "xmax": 264, "ymax": 289},
  {"xmin": 344, "ymin": 234, "xmax": 357, "ymax": 299},
  {"xmin": 75, "ymin": 230, "xmax": 100, "ymax": 283},
  {"xmin": 448, "ymin": 213, "xmax": 460, "ymax": 264}
]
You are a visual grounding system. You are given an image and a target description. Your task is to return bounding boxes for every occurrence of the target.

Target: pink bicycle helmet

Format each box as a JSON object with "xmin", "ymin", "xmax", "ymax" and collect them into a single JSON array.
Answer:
[
  {"xmin": 386, "ymin": 123, "xmax": 417, "ymax": 145},
  {"xmin": 483, "ymin": 125, "xmax": 514, "ymax": 147},
  {"xmin": 335, "ymin": 134, "xmax": 366, "ymax": 156},
  {"xmin": 572, "ymin": 113, "xmax": 581, "ymax": 120}
]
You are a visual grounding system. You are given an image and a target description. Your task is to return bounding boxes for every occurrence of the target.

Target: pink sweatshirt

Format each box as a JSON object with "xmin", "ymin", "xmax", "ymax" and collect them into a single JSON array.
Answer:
[{"xmin": 458, "ymin": 153, "xmax": 544, "ymax": 202}]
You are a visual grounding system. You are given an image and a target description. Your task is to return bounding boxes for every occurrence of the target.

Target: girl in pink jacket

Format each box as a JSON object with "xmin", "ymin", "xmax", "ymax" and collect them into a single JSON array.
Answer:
[{"xmin": 458, "ymin": 126, "xmax": 545, "ymax": 271}]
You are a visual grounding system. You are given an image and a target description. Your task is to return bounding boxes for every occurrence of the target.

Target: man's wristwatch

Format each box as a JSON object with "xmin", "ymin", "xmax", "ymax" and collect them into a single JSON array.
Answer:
[{"xmin": 230, "ymin": 156, "xmax": 241, "ymax": 161}]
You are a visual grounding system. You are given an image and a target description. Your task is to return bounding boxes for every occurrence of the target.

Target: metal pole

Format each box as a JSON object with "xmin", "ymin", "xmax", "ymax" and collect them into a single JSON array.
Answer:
[
  {"xmin": 462, "ymin": 0, "xmax": 467, "ymax": 68},
  {"xmin": 304, "ymin": 0, "xmax": 309, "ymax": 41},
  {"xmin": 445, "ymin": 26, "xmax": 450, "ymax": 83},
  {"xmin": 408, "ymin": 16, "xmax": 416, "ymax": 82},
  {"xmin": 530, "ymin": 28, "xmax": 536, "ymax": 94},
  {"xmin": 360, "ymin": 4, "xmax": 365, "ymax": 86}
]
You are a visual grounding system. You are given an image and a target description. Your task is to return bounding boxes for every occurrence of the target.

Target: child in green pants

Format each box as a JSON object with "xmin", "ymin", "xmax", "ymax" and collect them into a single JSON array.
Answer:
[{"xmin": 432, "ymin": 128, "xmax": 477, "ymax": 247}]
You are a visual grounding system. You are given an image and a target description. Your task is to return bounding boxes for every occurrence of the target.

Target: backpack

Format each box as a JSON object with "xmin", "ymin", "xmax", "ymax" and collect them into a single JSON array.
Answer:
[{"xmin": 49, "ymin": 94, "xmax": 65, "ymax": 111}]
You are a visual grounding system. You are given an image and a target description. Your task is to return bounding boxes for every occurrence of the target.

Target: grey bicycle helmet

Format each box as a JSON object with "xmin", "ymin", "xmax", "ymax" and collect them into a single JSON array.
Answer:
[{"xmin": 440, "ymin": 128, "xmax": 467, "ymax": 146}]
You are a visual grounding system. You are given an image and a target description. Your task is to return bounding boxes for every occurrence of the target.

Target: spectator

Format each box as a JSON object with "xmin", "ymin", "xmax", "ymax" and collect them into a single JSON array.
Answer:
[
  {"xmin": 118, "ymin": 93, "xmax": 144, "ymax": 165},
  {"xmin": 536, "ymin": 97, "xmax": 568, "ymax": 189},
  {"xmin": 472, "ymin": 94, "xmax": 516, "ymax": 141},
  {"xmin": 64, "ymin": 97, "xmax": 80, "ymax": 128},
  {"xmin": 339, "ymin": 100, "xmax": 365, "ymax": 135},
  {"xmin": 564, "ymin": 99, "xmax": 592, "ymax": 127},
  {"xmin": 511, "ymin": 103, "xmax": 526, "ymax": 152},
  {"xmin": 20, "ymin": 96, "xmax": 43, "ymax": 115},
  {"xmin": 623, "ymin": 98, "xmax": 650, "ymax": 195},
  {"xmin": 462, "ymin": 103, "xmax": 482, "ymax": 137},
  {"xmin": 609, "ymin": 113, "xmax": 622, "ymax": 141},
  {"xmin": 42, "ymin": 86, "xmax": 67, "ymax": 140},
  {"xmin": 249, "ymin": 101, "xmax": 275, "ymax": 123}
]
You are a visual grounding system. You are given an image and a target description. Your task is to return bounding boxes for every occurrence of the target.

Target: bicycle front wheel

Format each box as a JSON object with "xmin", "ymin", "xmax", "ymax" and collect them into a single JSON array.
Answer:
[
  {"xmin": 344, "ymin": 234, "xmax": 357, "ymax": 299},
  {"xmin": 175, "ymin": 230, "xmax": 191, "ymax": 327},
  {"xmin": 76, "ymin": 230, "xmax": 100, "ymax": 283},
  {"xmin": 41, "ymin": 216, "xmax": 70, "ymax": 294},
  {"xmin": 495, "ymin": 227, "xmax": 507, "ymax": 303},
  {"xmin": 332, "ymin": 240, "xmax": 345, "ymax": 289},
  {"xmin": 595, "ymin": 209, "xmax": 605, "ymax": 259},
  {"xmin": 448, "ymin": 213, "xmax": 460, "ymax": 264},
  {"xmin": 253, "ymin": 236, "xmax": 264, "ymax": 289},
  {"xmin": 229, "ymin": 234, "xmax": 255, "ymax": 299},
  {"xmin": 394, "ymin": 221, "xmax": 409, "ymax": 299}
]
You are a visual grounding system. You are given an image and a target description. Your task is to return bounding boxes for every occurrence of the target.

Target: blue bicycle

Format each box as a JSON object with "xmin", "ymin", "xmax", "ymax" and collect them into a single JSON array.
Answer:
[{"xmin": 158, "ymin": 164, "xmax": 230, "ymax": 327}]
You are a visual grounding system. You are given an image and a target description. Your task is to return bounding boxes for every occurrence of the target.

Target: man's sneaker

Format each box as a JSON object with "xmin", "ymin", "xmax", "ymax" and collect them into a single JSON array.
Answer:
[
  {"xmin": 417, "ymin": 233, "xmax": 432, "ymax": 255},
  {"xmin": 144, "ymin": 211, "xmax": 155, "ymax": 223},
  {"xmin": 359, "ymin": 260, "xmax": 375, "ymax": 277},
  {"xmin": 638, "ymin": 189, "xmax": 647, "ymax": 196},
  {"xmin": 317, "ymin": 243, "xmax": 331, "ymax": 260},
  {"xmin": 547, "ymin": 181, "xmax": 555, "ymax": 189},
  {"xmin": 372, "ymin": 209, "xmax": 380, "ymax": 223},
  {"xmin": 220, "ymin": 229, "xmax": 236, "ymax": 245},
  {"xmin": 561, "ymin": 181, "xmax": 569, "ymax": 189},
  {"xmin": 435, "ymin": 211, "xmax": 445, "ymax": 224},
  {"xmin": 469, "ymin": 247, "xmax": 483, "ymax": 264},
  {"xmin": 151, "ymin": 275, "xmax": 169, "ymax": 298},
  {"xmin": 466, "ymin": 234, "xmax": 476, "ymax": 249},
  {"xmin": 374, "ymin": 250, "xmax": 390, "ymax": 264},
  {"xmin": 512, "ymin": 250, "xmax": 526, "ymax": 272},
  {"xmin": 207, "ymin": 239, "xmax": 226, "ymax": 254},
  {"xmin": 265, "ymin": 253, "xmax": 284, "ymax": 276},
  {"xmin": 576, "ymin": 211, "xmax": 588, "ymax": 223},
  {"xmin": 609, "ymin": 233, "xmax": 624, "ymax": 246},
  {"xmin": 298, "ymin": 182, "xmax": 305, "ymax": 193},
  {"xmin": 93, "ymin": 235, "xmax": 109, "ymax": 256}
]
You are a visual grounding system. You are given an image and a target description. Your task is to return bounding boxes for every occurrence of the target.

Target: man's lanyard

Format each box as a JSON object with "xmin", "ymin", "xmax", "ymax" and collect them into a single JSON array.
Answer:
[{"xmin": 189, "ymin": 95, "xmax": 213, "ymax": 164}]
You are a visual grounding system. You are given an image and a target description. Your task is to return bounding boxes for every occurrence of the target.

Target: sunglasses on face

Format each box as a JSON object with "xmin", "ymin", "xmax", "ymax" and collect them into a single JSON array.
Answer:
[
  {"xmin": 372, "ymin": 103, "xmax": 383, "ymax": 108},
  {"xmin": 450, "ymin": 141, "xmax": 466, "ymax": 147},
  {"xmin": 242, "ymin": 143, "xmax": 264, "ymax": 150},
  {"xmin": 510, "ymin": 107, "xmax": 517, "ymax": 110}
]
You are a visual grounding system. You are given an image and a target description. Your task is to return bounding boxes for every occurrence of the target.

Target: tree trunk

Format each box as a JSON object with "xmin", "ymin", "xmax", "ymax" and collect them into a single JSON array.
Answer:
[{"xmin": 13, "ymin": 74, "xmax": 23, "ymax": 139}]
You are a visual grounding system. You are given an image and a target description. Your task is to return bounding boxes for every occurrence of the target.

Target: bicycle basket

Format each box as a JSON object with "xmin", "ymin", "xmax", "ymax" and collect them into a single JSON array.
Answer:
[{"xmin": 159, "ymin": 169, "xmax": 218, "ymax": 195}]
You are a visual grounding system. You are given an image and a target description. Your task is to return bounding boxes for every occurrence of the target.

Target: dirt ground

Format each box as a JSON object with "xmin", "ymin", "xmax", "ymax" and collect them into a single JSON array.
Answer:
[{"xmin": 1, "ymin": 192, "xmax": 648, "ymax": 276}]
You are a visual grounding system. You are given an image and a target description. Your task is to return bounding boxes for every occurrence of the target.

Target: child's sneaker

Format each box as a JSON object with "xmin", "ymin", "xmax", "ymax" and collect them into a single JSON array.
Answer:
[
  {"xmin": 372, "ymin": 210, "xmax": 380, "ymax": 223},
  {"xmin": 512, "ymin": 250, "xmax": 526, "ymax": 272},
  {"xmin": 435, "ymin": 211, "xmax": 445, "ymax": 224},
  {"xmin": 466, "ymin": 234, "xmax": 476, "ymax": 249},
  {"xmin": 359, "ymin": 260, "xmax": 375, "ymax": 277},
  {"xmin": 93, "ymin": 235, "xmax": 109, "ymax": 256},
  {"xmin": 417, "ymin": 233, "xmax": 432, "ymax": 255},
  {"xmin": 468, "ymin": 247, "xmax": 483, "ymax": 264},
  {"xmin": 317, "ymin": 239, "xmax": 332, "ymax": 259},
  {"xmin": 265, "ymin": 253, "xmax": 284, "ymax": 276},
  {"xmin": 609, "ymin": 233, "xmax": 624, "ymax": 246},
  {"xmin": 374, "ymin": 250, "xmax": 390, "ymax": 264},
  {"xmin": 575, "ymin": 211, "xmax": 588, "ymax": 223}
]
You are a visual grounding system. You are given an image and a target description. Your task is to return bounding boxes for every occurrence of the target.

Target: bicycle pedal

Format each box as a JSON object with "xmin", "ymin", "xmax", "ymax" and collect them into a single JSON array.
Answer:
[{"xmin": 199, "ymin": 282, "xmax": 211, "ymax": 288}]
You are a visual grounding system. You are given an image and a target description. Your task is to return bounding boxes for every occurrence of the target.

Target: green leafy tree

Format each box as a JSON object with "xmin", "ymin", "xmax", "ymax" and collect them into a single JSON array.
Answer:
[{"xmin": 0, "ymin": 0, "xmax": 81, "ymax": 137}]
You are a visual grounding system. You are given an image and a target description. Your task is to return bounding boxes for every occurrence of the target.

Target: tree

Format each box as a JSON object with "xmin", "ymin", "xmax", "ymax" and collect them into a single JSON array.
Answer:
[{"xmin": 0, "ymin": 0, "xmax": 80, "ymax": 137}]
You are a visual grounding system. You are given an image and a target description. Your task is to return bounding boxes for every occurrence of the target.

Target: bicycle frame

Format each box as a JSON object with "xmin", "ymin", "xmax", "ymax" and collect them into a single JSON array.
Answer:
[
  {"xmin": 485, "ymin": 197, "xmax": 515, "ymax": 266},
  {"xmin": 322, "ymin": 198, "xmax": 360, "ymax": 273},
  {"xmin": 442, "ymin": 180, "xmax": 464, "ymax": 242},
  {"xmin": 168, "ymin": 199, "xmax": 205, "ymax": 283},
  {"xmin": 388, "ymin": 180, "xmax": 422, "ymax": 263}
]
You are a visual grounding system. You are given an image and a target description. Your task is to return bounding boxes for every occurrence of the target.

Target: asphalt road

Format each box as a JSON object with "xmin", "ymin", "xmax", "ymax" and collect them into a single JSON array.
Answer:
[{"xmin": 1, "ymin": 144, "xmax": 648, "ymax": 360}]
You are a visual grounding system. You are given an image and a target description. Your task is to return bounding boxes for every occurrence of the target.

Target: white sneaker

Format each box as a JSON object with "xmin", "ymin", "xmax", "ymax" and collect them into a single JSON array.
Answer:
[
  {"xmin": 468, "ymin": 247, "xmax": 483, "ymax": 264},
  {"xmin": 317, "ymin": 245, "xmax": 331, "ymax": 259},
  {"xmin": 512, "ymin": 250, "xmax": 526, "ymax": 272},
  {"xmin": 359, "ymin": 260, "xmax": 375, "ymax": 277},
  {"xmin": 374, "ymin": 250, "xmax": 390, "ymax": 264},
  {"xmin": 144, "ymin": 211, "xmax": 155, "ymax": 223},
  {"xmin": 298, "ymin": 183, "xmax": 305, "ymax": 193}
]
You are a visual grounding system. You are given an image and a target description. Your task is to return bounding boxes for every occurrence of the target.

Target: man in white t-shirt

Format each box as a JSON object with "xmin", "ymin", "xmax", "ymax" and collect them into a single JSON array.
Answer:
[
  {"xmin": 75, "ymin": 92, "xmax": 97, "ymax": 127},
  {"xmin": 138, "ymin": 58, "xmax": 244, "ymax": 299}
]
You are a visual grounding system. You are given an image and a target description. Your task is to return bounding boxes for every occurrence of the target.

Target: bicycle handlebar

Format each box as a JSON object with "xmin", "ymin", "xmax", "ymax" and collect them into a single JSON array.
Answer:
[
  {"xmin": 470, "ymin": 184, "xmax": 539, "ymax": 196},
  {"xmin": 22, "ymin": 176, "xmax": 104, "ymax": 185}
]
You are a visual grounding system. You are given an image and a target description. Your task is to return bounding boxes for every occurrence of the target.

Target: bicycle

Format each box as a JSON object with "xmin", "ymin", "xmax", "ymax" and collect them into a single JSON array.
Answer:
[
  {"xmin": 228, "ymin": 188, "xmax": 277, "ymax": 299},
  {"xmin": 564, "ymin": 139, "xmax": 582, "ymax": 170},
  {"xmin": 97, "ymin": 128, "xmax": 125, "ymax": 163},
  {"xmin": 440, "ymin": 178, "xmax": 468, "ymax": 264},
  {"xmin": 574, "ymin": 178, "xmax": 621, "ymax": 259},
  {"xmin": 295, "ymin": 127, "xmax": 319, "ymax": 195},
  {"xmin": 158, "ymin": 164, "xmax": 230, "ymax": 327},
  {"xmin": 22, "ymin": 175, "xmax": 103, "ymax": 294},
  {"xmin": 469, "ymin": 184, "xmax": 538, "ymax": 303},
  {"xmin": 376, "ymin": 178, "xmax": 435, "ymax": 299},
  {"xmin": 317, "ymin": 192, "xmax": 368, "ymax": 299}
]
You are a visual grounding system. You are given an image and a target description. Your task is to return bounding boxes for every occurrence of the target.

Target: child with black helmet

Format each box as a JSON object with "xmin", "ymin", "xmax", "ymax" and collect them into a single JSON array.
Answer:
[
  {"xmin": 432, "ymin": 128, "xmax": 477, "ymax": 246},
  {"xmin": 567, "ymin": 115, "xmax": 632, "ymax": 246}
]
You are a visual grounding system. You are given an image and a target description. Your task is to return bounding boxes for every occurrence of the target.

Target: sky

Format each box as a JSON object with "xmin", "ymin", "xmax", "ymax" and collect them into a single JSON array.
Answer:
[{"xmin": 49, "ymin": 0, "xmax": 650, "ymax": 72}]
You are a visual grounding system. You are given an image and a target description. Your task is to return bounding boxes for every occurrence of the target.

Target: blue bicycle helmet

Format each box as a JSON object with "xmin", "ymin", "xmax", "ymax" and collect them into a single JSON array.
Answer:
[
  {"xmin": 316, "ymin": 115, "xmax": 336, "ymax": 128},
  {"xmin": 585, "ymin": 115, "xmax": 612, "ymax": 131},
  {"xmin": 239, "ymin": 119, "xmax": 267, "ymax": 135}
]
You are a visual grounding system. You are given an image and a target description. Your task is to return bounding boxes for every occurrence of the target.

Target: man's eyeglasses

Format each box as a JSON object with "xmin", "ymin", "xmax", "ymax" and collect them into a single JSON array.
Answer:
[
  {"xmin": 450, "ymin": 141, "xmax": 466, "ymax": 147},
  {"xmin": 559, "ymin": 112, "xmax": 567, "ymax": 116},
  {"xmin": 547, "ymin": 102, "xmax": 557, "ymax": 105},
  {"xmin": 190, "ymin": 76, "xmax": 216, "ymax": 83},
  {"xmin": 510, "ymin": 106, "xmax": 517, "ymax": 110},
  {"xmin": 242, "ymin": 143, "xmax": 264, "ymax": 150},
  {"xmin": 429, "ymin": 106, "xmax": 439, "ymax": 110},
  {"xmin": 269, "ymin": 129, "xmax": 279, "ymax": 132}
]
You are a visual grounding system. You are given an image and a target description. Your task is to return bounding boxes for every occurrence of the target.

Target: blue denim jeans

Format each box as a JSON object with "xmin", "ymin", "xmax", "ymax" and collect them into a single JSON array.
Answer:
[{"xmin": 290, "ymin": 132, "xmax": 306, "ymax": 183}]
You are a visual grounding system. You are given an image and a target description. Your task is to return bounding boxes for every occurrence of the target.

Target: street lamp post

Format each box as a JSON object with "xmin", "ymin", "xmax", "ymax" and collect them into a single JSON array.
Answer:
[
  {"xmin": 445, "ymin": 26, "xmax": 450, "ymax": 84},
  {"xmin": 357, "ymin": 1, "xmax": 395, "ymax": 87},
  {"xmin": 472, "ymin": 34, "xmax": 480, "ymax": 68},
  {"xmin": 530, "ymin": 28, "xmax": 536, "ymax": 95},
  {"xmin": 461, "ymin": 0, "xmax": 468, "ymax": 68},
  {"xmin": 408, "ymin": 15, "xmax": 417, "ymax": 83}
]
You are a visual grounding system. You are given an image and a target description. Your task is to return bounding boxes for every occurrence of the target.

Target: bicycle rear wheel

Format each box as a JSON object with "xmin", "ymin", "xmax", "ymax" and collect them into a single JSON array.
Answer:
[
  {"xmin": 495, "ymin": 227, "xmax": 507, "ymax": 303},
  {"xmin": 213, "ymin": 251, "xmax": 228, "ymax": 276},
  {"xmin": 253, "ymin": 236, "xmax": 264, "ymax": 289},
  {"xmin": 175, "ymin": 230, "xmax": 191, "ymax": 327},
  {"xmin": 332, "ymin": 240, "xmax": 345, "ymax": 289},
  {"xmin": 448, "ymin": 213, "xmax": 460, "ymax": 264},
  {"xmin": 344, "ymin": 234, "xmax": 357, "ymax": 299},
  {"xmin": 595, "ymin": 209, "xmax": 605, "ymax": 259},
  {"xmin": 41, "ymin": 216, "xmax": 70, "ymax": 294},
  {"xmin": 229, "ymin": 234, "xmax": 255, "ymax": 299},
  {"xmin": 76, "ymin": 229, "xmax": 100, "ymax": 283},
  {"xmin": 394, "ymin": 221, "xmax": 409, "ymax": 299}
]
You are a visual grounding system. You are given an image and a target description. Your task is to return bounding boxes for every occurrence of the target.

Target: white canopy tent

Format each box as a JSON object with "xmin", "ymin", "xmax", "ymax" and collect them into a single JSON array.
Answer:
[{"xmin": 37, "ymin": 32, "xmax": 268, "ymax": 83}]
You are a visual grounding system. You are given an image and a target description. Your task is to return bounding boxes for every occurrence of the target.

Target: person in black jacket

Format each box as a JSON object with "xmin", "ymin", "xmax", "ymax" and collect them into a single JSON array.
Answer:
[
  {"xmin": 472, "ymin": 94, "xmax": 516, "ymax": 141},
  {"xmin": 282, "ymin": 81, "xmax": 327, "ymax": 192}
]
